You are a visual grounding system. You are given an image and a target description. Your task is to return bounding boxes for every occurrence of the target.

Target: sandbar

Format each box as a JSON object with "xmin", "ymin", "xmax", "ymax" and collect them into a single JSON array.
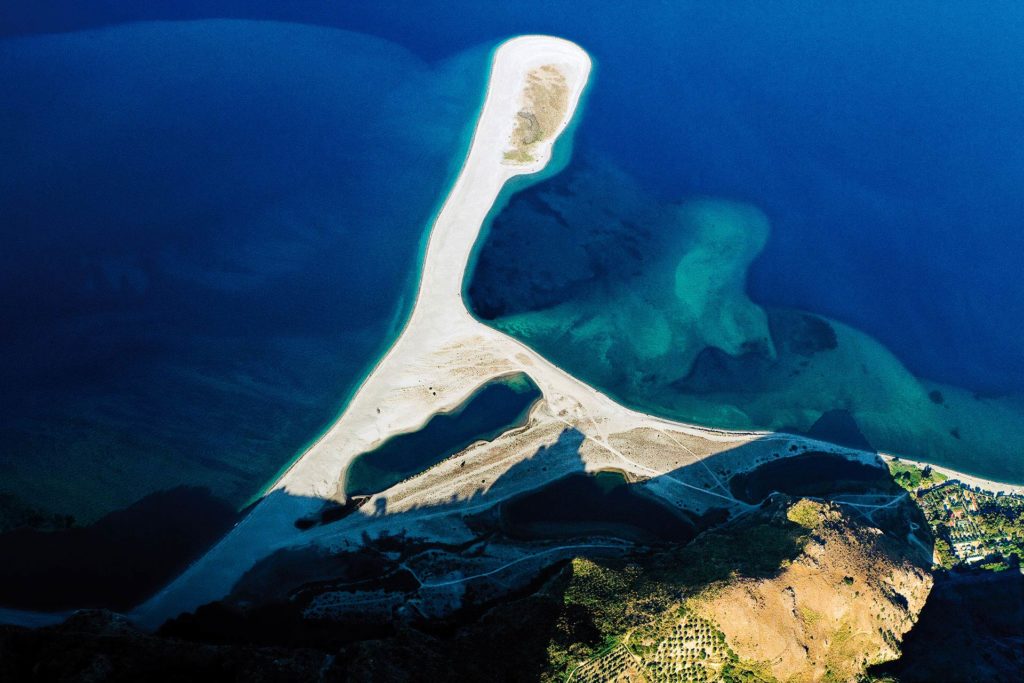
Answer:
[{"xmin": 127, "ymin": 35, "xmax": 1019, "ymax": 630}]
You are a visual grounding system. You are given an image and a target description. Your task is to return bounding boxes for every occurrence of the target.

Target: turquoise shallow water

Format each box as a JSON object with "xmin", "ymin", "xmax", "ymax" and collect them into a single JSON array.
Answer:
[
  {"xmin": 1, "ymin": 2, "xmax": 1022, "ymax": 567},
  {"xmin": 467, "ymin": 154, "xmax": 1024, "ymax": 485}
]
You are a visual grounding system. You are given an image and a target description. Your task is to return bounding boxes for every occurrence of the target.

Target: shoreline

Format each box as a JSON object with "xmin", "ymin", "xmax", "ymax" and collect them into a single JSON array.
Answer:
[
  {"xmin": 129, "ymin": 35, "xmax": 596, "ymax": 628},
  {"xmin": 878, "ymin": 453, "xmax": 1024, "ymax": 497},
  {"xmin": 8, "ymin": 33, "xmax": 1017, "ymax": 631},
  {"xmin": 241, "ymin": 45, "xmax": 496, "ymax": 510},
  {"xmin": 269, "ymin": 35, "xmax": 595, "ymax": 502}
]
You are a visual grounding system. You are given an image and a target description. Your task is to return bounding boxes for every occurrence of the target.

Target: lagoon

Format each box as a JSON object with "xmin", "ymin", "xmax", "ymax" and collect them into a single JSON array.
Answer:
[
  {"xmin": 501, "ymin": 470, "xmax": 698, "ymax": 544},
  {"xmin": 344, "ymin": 373, "xmax": 541, "ymax": 497}
]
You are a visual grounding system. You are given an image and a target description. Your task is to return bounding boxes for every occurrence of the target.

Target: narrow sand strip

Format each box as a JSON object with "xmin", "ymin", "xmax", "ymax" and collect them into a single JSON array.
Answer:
[
  {"xmin": 133, "ymin": 35, "xmax": 594, "ymax": 627},
  {"xmin": 127, "ymin": 34, "xmax": 1019, "ymax": 631}
]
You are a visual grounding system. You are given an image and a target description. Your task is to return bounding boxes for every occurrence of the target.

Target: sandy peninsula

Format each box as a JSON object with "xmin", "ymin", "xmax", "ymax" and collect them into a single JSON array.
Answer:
[
  {"xmin": 127, "ymin": 35, "xmax": 971, "ymax": 630},
  {"xmin": 133, "ymin": 35, "xmax": 595, "ymax": 627}
]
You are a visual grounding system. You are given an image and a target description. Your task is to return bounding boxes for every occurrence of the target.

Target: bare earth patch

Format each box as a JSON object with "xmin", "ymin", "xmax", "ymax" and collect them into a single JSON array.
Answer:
[
  {"xmin": 692, "ymin": 500, "xmax": 932, "ymax": 682},
  {"xmin": 505, "ymin": 65, "xmax": 569, "ymax": 163}
]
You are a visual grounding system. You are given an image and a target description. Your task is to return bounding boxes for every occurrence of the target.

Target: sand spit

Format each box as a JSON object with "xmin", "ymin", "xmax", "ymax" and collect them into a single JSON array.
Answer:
[
  {"xmin": 132, "ymin": 35, "xmax": 594, "ymax": 627},
  {"xmin": 124, "ymin": 35, "xmax": 1011, "ymax": 631},
  {"xmin": 277, "ymin": 35, "xmax": 594, "ymax": 503}
]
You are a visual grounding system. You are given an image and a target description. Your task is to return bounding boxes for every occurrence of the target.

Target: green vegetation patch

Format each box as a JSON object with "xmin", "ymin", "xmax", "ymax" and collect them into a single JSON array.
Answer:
[
  {"xmin": 787, "ymin": 499, "xmax": 825, "ymax": 529},
  {"xmin": 887, "ymin": 460, "xmax": 947, "ymax": 492},
  {"xmin": 503, "ymin": 149, "xmax": 534, "ymax": 163},
  {"xmin": 551, "ymin": 499, "xmax": 810, "ymax": 681},
  {"xmin": 798, "ymin": 605, "xmax": 823, "ymax": 627}
]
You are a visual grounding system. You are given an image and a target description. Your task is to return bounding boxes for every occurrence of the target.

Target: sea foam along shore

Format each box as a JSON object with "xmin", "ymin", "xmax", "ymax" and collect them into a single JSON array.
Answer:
[{"xmin": 130, "ymin": 35, "xmax": 594, "ymax": 628}]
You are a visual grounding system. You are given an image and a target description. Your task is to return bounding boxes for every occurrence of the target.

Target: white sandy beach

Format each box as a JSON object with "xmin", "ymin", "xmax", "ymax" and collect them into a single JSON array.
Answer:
[
  {"xmin": 120, "ymin": 35, "xmax": 1017, "ymax": 630},
  {"xmin": 132, "ymin": 35, "xmax": 598, "ymax": 627},
  {"xmin": 879, "ymin": 454, "xmax": 1024, "ymax": 497}
]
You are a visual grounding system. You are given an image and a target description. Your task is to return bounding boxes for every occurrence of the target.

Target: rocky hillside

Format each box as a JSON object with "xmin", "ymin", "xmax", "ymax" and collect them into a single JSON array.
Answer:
[
  {"xmin": 554, "ymin": 497, "xmax": 931, "ymax": 683},
  {"xmin": 691, "ymin": 500, "xmax": 931, "ymax": 682},
  {"xmin": 0, "ymin": 496, "xmax": 933, "ymax": 682}
]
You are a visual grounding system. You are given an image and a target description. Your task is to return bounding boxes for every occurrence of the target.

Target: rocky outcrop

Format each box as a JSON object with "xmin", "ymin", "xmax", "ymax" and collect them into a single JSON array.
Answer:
[
  {"xmin": 0, "ymin": 497, "xmax": 935, "ymax": 682},
  {"xmin": 693, "ymin": 500, "xmax": 932, "ymax": 682}
]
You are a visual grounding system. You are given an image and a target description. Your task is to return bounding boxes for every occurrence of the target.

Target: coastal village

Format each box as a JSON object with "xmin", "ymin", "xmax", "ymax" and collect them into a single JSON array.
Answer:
[{"xmin": 888, "ymin": 460, "xmax": 1024, "ymax": 570}]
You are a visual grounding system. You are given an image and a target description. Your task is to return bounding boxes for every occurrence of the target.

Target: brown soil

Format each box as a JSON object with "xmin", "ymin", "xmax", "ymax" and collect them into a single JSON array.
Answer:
[
  {"xmin": 505, "ymin": 65, "xmax": 568, "ymax": 163},
  {"xmin": 693, "ymin": 500, "xmax": 932, "ymax": 682}
]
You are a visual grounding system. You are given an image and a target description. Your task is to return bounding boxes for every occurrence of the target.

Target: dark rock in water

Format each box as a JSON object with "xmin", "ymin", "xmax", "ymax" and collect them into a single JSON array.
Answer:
[
  {"xmin": 950, "ymin": 427, "xmax": 961, "ymax": 440},
  {"xmin": 0, "ymin": 487, "xmax": 238, "ymax": 611},
  {"xmin": 972, "ymin": 387, "xmax": 1013, "ymax": 401},
  {"xmin": 805, "ymin": 409, "xmax": 876, "ymax": 453},
  {"xmin": 673, "ymin": 346, "xmax": 772, "ymax": 395},
  {"xmin": 769, "ymin": 311, "xmax": 838, "ymax": 357},
  {"xmin": 929, "ymin": 389, "xmax": 945, "ymax": 405},
  {"xmin": 672, "ymin": 310, "xmax": 840, "ymax": 396},
  {"xmin": 466, "ymin": 158, "xmax": 656, "ymax": 321}
]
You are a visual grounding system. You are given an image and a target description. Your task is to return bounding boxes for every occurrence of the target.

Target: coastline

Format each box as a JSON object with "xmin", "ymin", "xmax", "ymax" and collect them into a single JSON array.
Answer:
[
  {"xmin": 28, "ymin": 33, "xmax": 1013, "ymax": 631},
  {"xmin": 130, "ymin": 35, "xmax": 595, "ymax": 628},
  {"xmin": 268, "ymin": 35, "xmax": 594, "ymax": 503},
  {"xmin": 242, "ymin": 44, "xmax": 495, "ymax": 510},
  {"xmin": 878, "ymin": 453, "xmax": 1024, "ymax": 497}
]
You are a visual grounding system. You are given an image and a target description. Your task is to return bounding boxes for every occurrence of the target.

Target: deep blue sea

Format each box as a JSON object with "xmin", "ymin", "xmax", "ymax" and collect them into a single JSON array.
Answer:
[
  {"xmin": 1, "ymin": 0, "xmax": 1022, "ymax": 538},
  {"xmin": 0, "ymin": 18, "xmax": 489, "ymax": 524}
]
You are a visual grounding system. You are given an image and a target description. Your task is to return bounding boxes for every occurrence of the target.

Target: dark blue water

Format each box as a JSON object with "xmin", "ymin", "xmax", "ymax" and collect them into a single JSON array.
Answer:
[
  {"xmin": 344, "ymin": 373, "xmax": 541, "ymax": 497},
  {"xmin": 14, "ymin": 1, "xmax": 1014, "ymax": 396},
  {"xmin": 2, "ymin": 1, "xmax": 1022, "ymax": 529},
  {"xmin": 501, "ymin": 470, "xmax": 697, "ymax": 544},
  {"xmin": 0, "ymin": 20, "xmax": 488, "ymax": 524}
]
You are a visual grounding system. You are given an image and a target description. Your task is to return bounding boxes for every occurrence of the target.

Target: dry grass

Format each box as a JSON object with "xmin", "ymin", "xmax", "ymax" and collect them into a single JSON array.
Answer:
[{"xmin": 505, "ymin": 65, "xmax": 568, "ymax": 164}]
